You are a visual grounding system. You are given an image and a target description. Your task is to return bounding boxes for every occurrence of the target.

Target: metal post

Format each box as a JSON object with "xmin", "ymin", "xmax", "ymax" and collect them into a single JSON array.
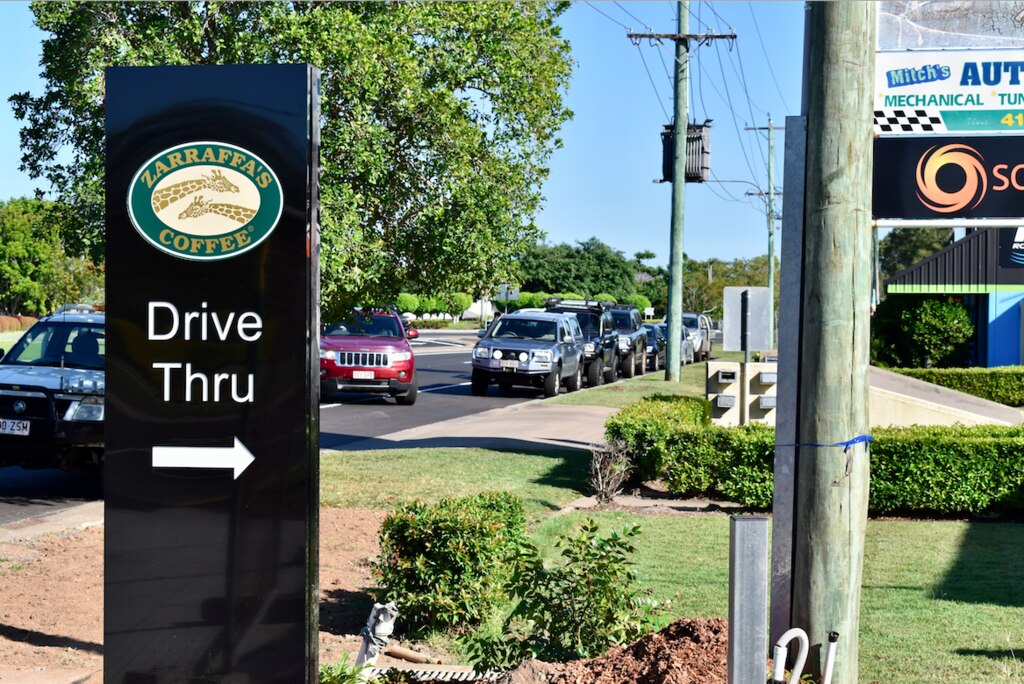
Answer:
[{"xmin": 728, "ymin": 516, "xmax": 769, "ymax": 684}]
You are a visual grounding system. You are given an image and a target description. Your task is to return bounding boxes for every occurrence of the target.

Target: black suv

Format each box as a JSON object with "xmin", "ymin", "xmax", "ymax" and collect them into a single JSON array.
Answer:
[
  {"xmin": 609, "ymin": 305, "xmax": 648, "ymax": 378},
  {"xmin": 0, "ymin": 305, "xmax": 105, "ymax": 473},
  {"xmin": 544, "ymin": 298, "xmax": 619, "ymax": 386}
]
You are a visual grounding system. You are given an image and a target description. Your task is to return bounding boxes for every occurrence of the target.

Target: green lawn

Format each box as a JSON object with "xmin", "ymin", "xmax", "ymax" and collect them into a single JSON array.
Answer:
[
  {"xmin": 321, "ymin": 444, "xmax": 1024, "ymax": 683},
  {"xmin": 320, "ymin": 447, "xmax": 589, "ymax": 521}
]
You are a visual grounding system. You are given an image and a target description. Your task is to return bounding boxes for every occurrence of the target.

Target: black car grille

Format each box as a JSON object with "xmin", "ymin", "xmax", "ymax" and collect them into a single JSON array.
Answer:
[
  {"xmin": 0, "ymin": 390, "xmax": 54, "ymax": 420},
  {"xmin": 496, "ymin": 349, "xmax": 531, "ymax": 361},
  {"xmin": 334, "ymin": 351, "xmax": 390, "ymax": 368}
]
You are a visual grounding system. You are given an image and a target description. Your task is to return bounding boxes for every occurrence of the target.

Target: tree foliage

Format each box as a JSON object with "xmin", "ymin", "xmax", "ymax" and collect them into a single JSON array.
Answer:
[
  {"xmin": 519, "ymin": 237, "xmax": 637, "ymax": 299},
  {"xmin": 10, "ymin": 1, "xmax": 574, "ymax": 317},
  {"xmin": 0, "ymin": 198, "xmax": 104, "ymax": 315},
  {"xmin": 879, "ymin": 227, "xmax": 950, "ymax": 281}
]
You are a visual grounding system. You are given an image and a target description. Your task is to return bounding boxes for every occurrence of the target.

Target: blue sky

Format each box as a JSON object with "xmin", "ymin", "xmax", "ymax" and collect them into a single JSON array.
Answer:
[{"xmin": 0, "ymin": 1, "xmax": 804, "ymax": 268}]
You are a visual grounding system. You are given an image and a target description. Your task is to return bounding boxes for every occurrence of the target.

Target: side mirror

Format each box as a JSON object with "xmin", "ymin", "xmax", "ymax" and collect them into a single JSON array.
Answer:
[
  {"xmin": 477, "ymin": 329, "xmax": 487, "ymax": 338},
  {"xmin": 563, "ymin": 334, "xmax": 574, "ymax": 343},
  {"xmin": 406, "ymin": 328, "xmax": 419, "ymax": 339}
]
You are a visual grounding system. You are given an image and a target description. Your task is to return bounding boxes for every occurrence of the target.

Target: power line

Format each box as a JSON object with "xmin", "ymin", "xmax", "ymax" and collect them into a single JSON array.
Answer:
[
  {"xmin": 635, "ymin": 44, "xmax": 671, "ymax": 122},
  {"xmin": 614, "ymin": 1, "xmax": 649, "ymax": 29},
  {"xmin": 747, "ymin": 1, "xmax": 793, "ymax": 113},
  {"xmin": 585, "ymin": 1, "xmax": 629, "ymax": 30}
]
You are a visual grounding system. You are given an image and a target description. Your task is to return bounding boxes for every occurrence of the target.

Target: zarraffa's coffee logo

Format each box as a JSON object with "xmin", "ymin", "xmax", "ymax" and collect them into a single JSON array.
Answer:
[{"xmin": 127, "ymin": 141, "xmax": 282, "ymax": 261}]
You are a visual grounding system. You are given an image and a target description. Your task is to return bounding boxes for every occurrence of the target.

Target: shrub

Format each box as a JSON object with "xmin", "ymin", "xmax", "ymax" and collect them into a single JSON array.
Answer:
[
  {"xmin": 872, "ymin": 295, "xmax": 972, "ymax": 367},
  {"xmin": 604, "ymin": 395, "xmax": 710, "ymax": 480},
  {"xmin": 607, "ymin": 398, "xmax": 1024, "ymax": 515},
  {"xmin": 590, "ymin": 438, "xmax": 634, "ymax": 504},
  {"xmin": 318, "ymin": 654, "xmax": 366, "ymax": 684},
  {"xmin": 409, "ymin": 318, "xmax": 450, "ymax": 329},
  {"xmin": 466, "ymin": 519, "xmax": 665, "ymax": 668},
  {"xmin": 620, "ymin": 293, "xmax": 652, "ymax": 313},
  {"xmin": 892, "ymin": 366, "xmax": 1024, "ymax": 408},
  {"xmin": 373, "ymin": 491, "xmax": 526, "ymax": 632},
  {"xmin": 396, "ymin": 292, "xmax": 420, "ymax": 316}
]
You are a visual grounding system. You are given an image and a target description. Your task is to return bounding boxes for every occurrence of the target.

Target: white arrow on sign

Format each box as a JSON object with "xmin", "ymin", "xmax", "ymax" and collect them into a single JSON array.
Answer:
[{"xmin": 152, "ymin": 438, "xmax": 255, "ymax": 479}]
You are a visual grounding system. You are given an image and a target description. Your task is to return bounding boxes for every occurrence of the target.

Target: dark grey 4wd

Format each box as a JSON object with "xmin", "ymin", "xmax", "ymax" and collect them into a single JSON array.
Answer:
[
  {"xmin": 471, "ymin": 311, "xmax": 585, "ymax": 398},
  {"xmin": 544, "ymin": 298, "xmax": 619, "ymax": 386},
  {"xmin": 610, "ymin": 306, "xmax": 648, "ymax": 378}
]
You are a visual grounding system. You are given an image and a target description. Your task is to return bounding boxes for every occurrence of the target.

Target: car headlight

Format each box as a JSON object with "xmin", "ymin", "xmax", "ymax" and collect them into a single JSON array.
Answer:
[
  {"xmin": 65, "ymin": 395, "xmax": 104, "ymax": 422},
  {"xmin": 319, "ymin": 349, "xmax": 335, "ymax": 362},
  {"xmin": 618, "ymin": 338, "xmax": 630, "ymax": 350},
  {"xmin": 533, "ymin": 350, "xmax": 553, "ymax": 362},
  {"xmin": 584, "ymin": 342, "xmax": 596, "ymax": 353},
  {"xmin": 473, "ymin": 346, "xmax": 492, "ymax": 359},
  {"xmin": 391, "ymin": 350, "xmax": 413, "ymax": 362}
]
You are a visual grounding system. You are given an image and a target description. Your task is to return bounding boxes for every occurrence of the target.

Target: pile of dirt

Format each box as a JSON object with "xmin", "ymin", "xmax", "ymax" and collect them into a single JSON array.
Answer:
[{"xmin": 495, "ymin": 618, "xmax": 729, "ymax": 684}]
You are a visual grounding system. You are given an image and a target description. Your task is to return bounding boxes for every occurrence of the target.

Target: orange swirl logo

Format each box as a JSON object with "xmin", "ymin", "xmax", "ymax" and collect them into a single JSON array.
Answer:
[{"xmin": 915, "ymin": 144, "xmax": 987, "ymax": 214}]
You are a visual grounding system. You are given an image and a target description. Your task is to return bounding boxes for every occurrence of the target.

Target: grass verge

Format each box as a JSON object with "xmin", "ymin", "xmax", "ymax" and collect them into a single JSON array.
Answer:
[
  {"xmin": 320, "ymin": 446, "xmax": 589, "ymax": 521},
  {"xmin": 321, "ymin": 445, "xmax": 1024, "ymax": 682}
]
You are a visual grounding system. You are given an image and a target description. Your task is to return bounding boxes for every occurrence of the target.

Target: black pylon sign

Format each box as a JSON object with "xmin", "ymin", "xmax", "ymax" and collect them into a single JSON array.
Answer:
[{"xmin": 104, "ymin": 64, "xmax": 320, "ymax": 683}]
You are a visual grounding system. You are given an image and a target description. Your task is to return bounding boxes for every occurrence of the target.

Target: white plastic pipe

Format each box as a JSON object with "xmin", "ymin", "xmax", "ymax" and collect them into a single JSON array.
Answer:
[
  {"xmin": 772, "ymin": 627, "xmax": 809, "ymax": 683},
  {"xmin": 822, "ymin": 631, "xmax": 840, "ymax": 684}
]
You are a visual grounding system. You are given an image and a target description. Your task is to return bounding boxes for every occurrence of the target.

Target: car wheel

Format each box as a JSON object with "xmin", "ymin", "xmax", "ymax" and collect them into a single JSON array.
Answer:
[
  {"xmin": 621, "ymin": 350, "xmax": 635, "ymax": 378},
  {"xmin": 566, "ymin": 363, "xmax": 582, "ymax": 392},
  {"xmin": 471, "ymin": 369, "xmax": 489, "ymax": 396},
  {"xmin": 603, "ymin": 357, "xmax": 618, "ymax": 384},
  {"xmin": 650, "ymin": 353, "xmax": 659, "ymax": 373},
  {"xmin": 637, "ymin": 349, "xmax": 647, "ymax": 375},
  {"xmin": 395, "ymin": 377, "xmax": 418, "ymax": 405},
  {"xmin": 543, "ymin": 365, "xmax": 561, "ymax": 397},
  {"xmin": 586, "ymin": 360, "xmax": 603, "ymax": 387}
]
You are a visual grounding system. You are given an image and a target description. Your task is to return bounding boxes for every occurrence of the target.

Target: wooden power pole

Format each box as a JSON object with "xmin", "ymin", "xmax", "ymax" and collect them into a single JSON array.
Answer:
[
  {"xmin": 792, "ymin": 4, "xmax": 876, "ymax": 683},
  {"xmin": 628, "ymin": 4, "xmax": 733, "ymax": 381}
]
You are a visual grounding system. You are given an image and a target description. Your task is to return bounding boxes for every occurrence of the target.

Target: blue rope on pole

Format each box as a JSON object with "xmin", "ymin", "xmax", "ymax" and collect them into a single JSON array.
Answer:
[{"xmin": 778, "ymin": 434, "xmax": 873, "ymax": 453}]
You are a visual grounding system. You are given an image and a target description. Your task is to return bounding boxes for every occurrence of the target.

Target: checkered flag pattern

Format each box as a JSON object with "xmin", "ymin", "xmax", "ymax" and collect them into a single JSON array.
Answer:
[{"xmin": 874, "ymin": 109, "xmax": 946, "ymax": 134}]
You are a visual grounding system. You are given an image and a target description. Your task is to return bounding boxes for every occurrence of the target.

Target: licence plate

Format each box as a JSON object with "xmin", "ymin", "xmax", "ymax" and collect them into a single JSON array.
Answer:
[
  {"xmin": 352, "ymin": 370, "xmax": 375, "ymax": 380},
  {"xmin": 0, "ymin": 419, "xmax": 29, "ymax": 436},
  {"xmin": 500, "ymin": 360, "xmax": 519, "ymax": 369}
]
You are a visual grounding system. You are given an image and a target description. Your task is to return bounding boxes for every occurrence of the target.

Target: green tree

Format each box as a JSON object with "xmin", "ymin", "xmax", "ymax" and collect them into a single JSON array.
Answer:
[
  {"xmin": 879, "ymin": 227, "xmax": 950, "ymax": 281},
  {"xmin": 520, "ymin": 237, "xmax": 636, "ymax": 299},
  {"xmin": 11, "ymin": 2, "xmax": 574, "ymax": 318},
  {"xmin": 0, "ymin": 198, "xmax": 103, "ymax": 315}
]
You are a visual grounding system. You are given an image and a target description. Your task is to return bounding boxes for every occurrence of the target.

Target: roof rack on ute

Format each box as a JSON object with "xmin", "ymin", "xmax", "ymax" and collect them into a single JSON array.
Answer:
[
  {"xmin": 50, "ymin": 304, "xmax": 100, "ymax": 315},
  {"xmin": 544, "ymin": 298, "xmax": 614, "ymax": 310}
]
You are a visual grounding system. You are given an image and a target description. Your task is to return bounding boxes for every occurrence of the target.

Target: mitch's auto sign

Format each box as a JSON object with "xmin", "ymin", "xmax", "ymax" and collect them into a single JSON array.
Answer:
[
  {"xmin": 874, "ymin": 136, "xmax": 1024, "ymax": 219},
  {"xmin": 875, "ymin": 49, "xmax": 1024, "ymax": 134}
]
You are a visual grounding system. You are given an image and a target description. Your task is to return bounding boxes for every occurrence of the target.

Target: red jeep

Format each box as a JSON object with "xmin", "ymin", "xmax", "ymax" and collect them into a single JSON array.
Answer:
[{"xmin": 319, "ymin": 310, "xmax": 419, "ymax": 405}]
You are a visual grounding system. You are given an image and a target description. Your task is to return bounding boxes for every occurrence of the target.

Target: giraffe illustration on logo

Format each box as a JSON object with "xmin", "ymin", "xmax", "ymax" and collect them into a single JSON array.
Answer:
[
  {"xmin": 178, "ymin": 195, "xmax": 257, "ymax": 224},
  {"xmin": 151, "ymin": 170, "xmax": 240, "ymax": 214}
]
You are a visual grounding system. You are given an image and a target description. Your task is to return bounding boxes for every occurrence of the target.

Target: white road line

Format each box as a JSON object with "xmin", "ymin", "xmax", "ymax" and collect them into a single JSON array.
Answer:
[{"xmin": 421, "ymin": 382, "xmax": 472, "ymax": 393}]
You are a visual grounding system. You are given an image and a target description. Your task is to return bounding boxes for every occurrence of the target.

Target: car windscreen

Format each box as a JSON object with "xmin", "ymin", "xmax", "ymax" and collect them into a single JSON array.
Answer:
[
  {"xmin": 567, "ymin": 312, "xmax": 600, "ymax": 335},
  {"xmin": 682, "ymin": 316, "xmax": 699, "ymax": 330},
  {"xmin": 643, "ymin": 324, "xmax": 660, "ymax": 340},
  {"xmin": 2, "ymin": 321, "xmax": 105, "ymax": 370},
  {"xmin": 610, "ymin": 310, "xmax": 633, "ymax": 331},
  {"xmin": 490, "ymin": 318, "xmax": 558, "ymax": 341},
  {"xmin": 324, "ymin": 314, "xmax": 403, "ymax": 338}
]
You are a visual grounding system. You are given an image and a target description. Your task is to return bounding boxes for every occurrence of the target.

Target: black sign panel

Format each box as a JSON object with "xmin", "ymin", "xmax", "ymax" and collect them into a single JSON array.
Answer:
[
  {"xmin": 874, "ymin": 135, "xmax": 1024, "ymax": 219},
  {"xmin": 999, "ymin": 227, "xmax": 1024, "ymax": 285},
  {"xmin": 105, "ymin": 65, "xmax": 319, "ymax": 683}
]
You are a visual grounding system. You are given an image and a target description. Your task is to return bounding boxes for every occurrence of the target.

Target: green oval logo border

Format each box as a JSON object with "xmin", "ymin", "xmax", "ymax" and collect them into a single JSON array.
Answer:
[{"xmin": 126, "ymin": 141, "xmax": 283, "ymax": 262}]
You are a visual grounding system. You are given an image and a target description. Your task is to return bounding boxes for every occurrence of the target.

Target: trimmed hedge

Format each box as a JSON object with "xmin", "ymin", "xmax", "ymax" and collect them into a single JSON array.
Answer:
[
  {"xmin": 893, "ymin": 366, "xmax": 1024, "ymax": 408},
  {"xmin": 372, "ymin": 491, "xmax": 526, "ymax": 631},
  {"xmin": 606, "ymin": 395, "xmax": 1024, "ymax": 515}
]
